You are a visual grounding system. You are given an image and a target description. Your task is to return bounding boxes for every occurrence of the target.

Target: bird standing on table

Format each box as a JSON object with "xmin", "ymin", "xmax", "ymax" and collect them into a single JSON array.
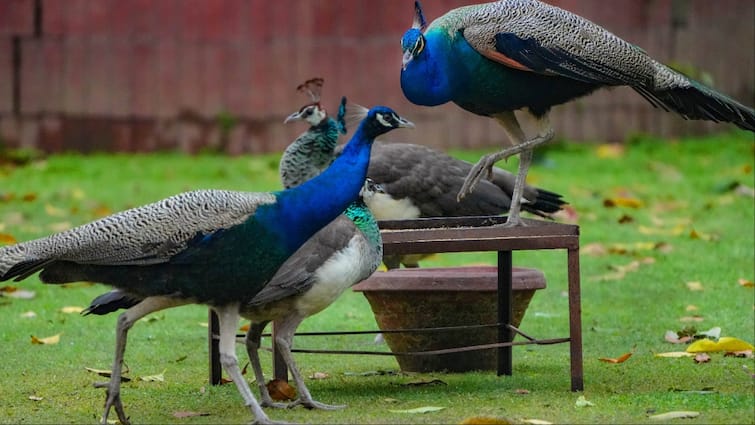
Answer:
[
  {"xmin": 400, "ymin": 0, "xmax": 755, "ymax": 227},
  {"xmin": 0, "ymin": 104, "xmax": 412, "ymax": 424}
]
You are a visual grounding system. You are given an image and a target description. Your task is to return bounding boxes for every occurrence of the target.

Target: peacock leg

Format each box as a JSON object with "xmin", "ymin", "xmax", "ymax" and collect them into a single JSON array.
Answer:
[
  {"xmin": 274, "ymin": 316, "xmax": 346, "ymax": 410},
  {"xmin": 244, "ymin": 321, "xmax": 288, "ymax": 409},
  {"xmin": 97, "ymin": 296, "xmax": 186, "ymax": 425},
  {"xmin": 458, "ymin": 111, "xmax": 554, "ymax": 227},
  {"xmin": 214, "ymin": 305, "xmax": 289, "ymax": 424}
]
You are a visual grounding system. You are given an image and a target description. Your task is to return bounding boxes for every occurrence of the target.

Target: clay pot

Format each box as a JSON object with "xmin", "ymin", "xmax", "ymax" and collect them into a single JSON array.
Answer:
[{"xmin": 352, "ymin": 266, "xmax": 546, "ymax": 372}]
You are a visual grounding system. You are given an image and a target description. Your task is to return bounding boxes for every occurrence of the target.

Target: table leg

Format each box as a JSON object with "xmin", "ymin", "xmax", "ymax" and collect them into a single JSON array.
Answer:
[
  {"xmin": 567, "ymin": 247, "xmax": 584, "ymax": 391},
  {"xmin": 272, "ymin": 321, "xmax": 289, "ymax": 381},
  {"xmin": 209, "ymin": 309, "xmax": 222, "ymax": 385},
  {"xmin": 497, "ymin": 250, "xmax": 513, "ymax": 376}
]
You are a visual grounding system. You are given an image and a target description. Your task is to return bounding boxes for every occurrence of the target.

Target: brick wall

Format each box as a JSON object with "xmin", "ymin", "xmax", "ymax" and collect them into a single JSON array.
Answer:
[{"xmin": 0, "ymin": 0, "xmax": 753, "ymax": 153}]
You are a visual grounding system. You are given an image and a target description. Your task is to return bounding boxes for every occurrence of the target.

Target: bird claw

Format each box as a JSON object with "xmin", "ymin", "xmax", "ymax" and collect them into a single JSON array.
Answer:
[
  {"xmin": 457, "ymin": 154, "xmax": 499, "ymax": 201},
  {"xmin": 288, "ymin": 398, "xmax": 346, "ymax": 411},
  {"xmin": 100, "ymin": 382, "xmax": 130, "ymax": 425}
]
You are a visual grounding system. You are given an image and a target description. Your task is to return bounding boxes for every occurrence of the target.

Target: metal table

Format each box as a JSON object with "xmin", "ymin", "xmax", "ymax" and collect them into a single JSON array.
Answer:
[{"xmin": 209, "ymin": 216, "xmax": 583, "ymax": 392}]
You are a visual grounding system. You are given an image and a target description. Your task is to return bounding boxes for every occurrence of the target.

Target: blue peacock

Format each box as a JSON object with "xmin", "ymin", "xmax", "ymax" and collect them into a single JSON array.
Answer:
[
  {"xmin": 400, "ymin": 0, "xmax": 755, "ymax": 227},
  {"xmin": 0, "ymin": 103, "xmax": 412, "ymax": 424}
]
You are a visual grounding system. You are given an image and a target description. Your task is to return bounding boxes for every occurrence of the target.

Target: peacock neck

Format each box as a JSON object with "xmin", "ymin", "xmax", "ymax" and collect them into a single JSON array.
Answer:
[
  {"xmin": 263, "ymin": 125, "xmax": 373, "ymax": 254},
  {"xmin": 401, "ymin": 31, "xmax": 460, "ymax": 107}
]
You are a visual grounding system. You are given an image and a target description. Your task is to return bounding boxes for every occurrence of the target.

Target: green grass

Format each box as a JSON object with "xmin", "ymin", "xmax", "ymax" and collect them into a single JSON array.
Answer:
[{"xmin": 0, "ymin": 131, "xmax": 753, "ymax": 424}]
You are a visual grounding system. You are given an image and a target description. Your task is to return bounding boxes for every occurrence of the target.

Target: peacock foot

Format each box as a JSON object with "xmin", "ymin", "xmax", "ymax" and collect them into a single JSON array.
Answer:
[
  {"xmin": 95, "ymin": 381, "xmax": 130, "ymax": 425},
  {"xmin": 288, "ymin": 398, "xmax": 347, "ymax": 411},
  {"xmin": 458, "ymin": 153, "xmax": 500, "ymax": 201}
]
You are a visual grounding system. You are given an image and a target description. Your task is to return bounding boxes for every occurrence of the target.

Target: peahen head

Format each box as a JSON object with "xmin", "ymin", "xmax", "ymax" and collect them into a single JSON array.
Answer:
[{"xmin": 283, "ymin": 77, "xmax": 329, "ymax": 126}]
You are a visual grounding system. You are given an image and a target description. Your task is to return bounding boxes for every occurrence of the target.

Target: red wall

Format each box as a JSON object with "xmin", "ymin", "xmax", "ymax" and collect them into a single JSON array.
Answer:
[{"xmin": 0, "ymin": 0, "xmax": 753, "ymax": 153}]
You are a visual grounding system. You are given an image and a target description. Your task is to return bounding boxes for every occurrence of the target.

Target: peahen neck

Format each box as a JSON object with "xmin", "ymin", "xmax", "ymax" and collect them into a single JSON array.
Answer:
[
  {"xmin": 259, "ymin": 122, "xmax": 374, "ymax": 254},
  {"xmin": 344, "ymin": 199, "xmax": 381, "ymax": 248},
  {"xmin": 279, "ymin": 117, "xmax": 340, "ymax": 189}
]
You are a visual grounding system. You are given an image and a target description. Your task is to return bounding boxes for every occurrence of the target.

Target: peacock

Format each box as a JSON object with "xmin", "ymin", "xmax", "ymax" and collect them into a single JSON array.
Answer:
[
  {"xmin": 400, "ymin": 0, "xmax": 755, "ymax": 227},
  {"xmin": 0, "ymin": 104, "xmax": 413, "ymax": 424}
]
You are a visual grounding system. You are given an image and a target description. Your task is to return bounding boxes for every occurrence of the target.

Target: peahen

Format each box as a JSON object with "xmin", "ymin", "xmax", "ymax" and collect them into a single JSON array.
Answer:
[
  {"xmin": 400, "ymin": 0, "xmax": 755, "ymax": 227},
  {"xmin": 0, "ymin": 104, "xmax": 413, "ymax": 424},
  {"xmin": 338, "ymin": 103, "xmax": 567, "ymax": 268}
]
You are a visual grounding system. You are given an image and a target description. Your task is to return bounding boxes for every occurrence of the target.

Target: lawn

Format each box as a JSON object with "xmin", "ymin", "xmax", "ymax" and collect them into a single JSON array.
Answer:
[{"xmin": 0, "ymin": 131, "xmax": 753, "ymax": 424}]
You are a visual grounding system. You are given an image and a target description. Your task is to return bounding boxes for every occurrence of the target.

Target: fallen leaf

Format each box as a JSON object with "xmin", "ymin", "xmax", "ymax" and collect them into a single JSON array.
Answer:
[
  {"xmin": 44, "ymin": 203, "xmax": 67, "ymax": 217},
  {"xmin": 20, "ymin": 311, "xmax": 37, "ymax": 319},
  {"xmin": 514, "ymin": 388, "xmax": 530, "ymax": 395},
  {"xmin": 28, "ymin": 395, "xmax": 43, "ymax": 401},
  {"xmin": 738, "ymin": 278, "xmax": 754, "ymax": 288},
  {"xmin": 655, "ymin": 351, "xmax": 695, "ymax": 358},
  {"xmin": 617, "ymin": 214, "xmax": 634, "ymax": 224},
  {"xmin": 389, "ymin": 406, "xmax": 446, "ymax": 414},
  {"xmin": 603, "ymin": 197, "xmax": 643, "ymax": 208},
  {"xmin": 522, "ymin": 420, "xmax": 552, "ymax": 425},
  {"xmin": 595, "ymin": 143, "xmax": 625, "ymax": 158},
  {"xmin": 309, "ymin": 371, "xmax": 329, "ymax": 380},
  {"xmin": 197, "ymin": 322, "xmax": 208, "ymax": 328},
  {"xmin": 22, "ymin": 192, "xmax": 37, "ymax": 202},
  {"xmin": 664, "ymin": 330, "xmax": 691, "ymax": 344},
  {"xmin": 689, "ymin": 228, "xmax": 718, "ymax": 241},
  {"xmin": 599, "ymin": 350, "xmax": 633, "ymax": 364},
  {"xmin": 402, "ymin": 379, "xmax": 447, "ymax": 387},
  {"xmin": 694, "ymin": 353, "xmax": 711, "ymax": 363},
  {"xmin": 31, "ymin": 333, "xmax": 61, "ymax": 345},
  {"xmin": 697, "ymin": 327, "xmax": 721, "ymax": 340},
  {"xmin": 735, "ymin": 184, "xmax": 755, "ymax": 198},
  {"xmin": 582, "ymin": 242, "xmax": 608, "ymax": 256},
  {"xmin": 649, "ymin": 411, "xmax": 699, "ymax": 420},
  {"xmin": 724, "ymin": 350, "xmax": 754, "ymax": 358},
  {"xmin": 140, "ymin": 369, "xmax": 166, "ymax": 382},
  {"xmin": 685, "ymin": 281, "xmax": 704, "ymax": 291},
  {"xmin": 638, "ymin": 224, "xmax": 686, "ymax": 236},
  {"xmin": 687, "ymin": 337, "xmax": 755, "ymax": 353},
  {"xmin": 0, "ymin": 285, "xmax": 36, "ymax": 299},
  {"xmin": 459, "ymin": 416, "xmax": 513, "ymax": 424},
  {"xmin": 239, "ymin": 323, "xmax": 250, "ymax": 332},
  {"xmin": 60, "ymin": 306, "xmax": 84, "ymax": 314},
  {"xmin": 679, "ymin": 315, "xmax": 704, "ymax": 323},
  {"xmin": 685, "ymin": 305, "xmax": 699, "ymax": 312},
  {"xmin": 267, "ymin": 379, "xmax": 296, "ymax": 401},
  {"xmin": 172, "ymin": 411, "xmax": 210, "ymax": 418},
  {"xmin": 0, "ymin": 233, "xmax": 17, "ymax": 245},
  {"xmin": 575, "ymin": 395, "xmax": 595, "ymax": 407}
]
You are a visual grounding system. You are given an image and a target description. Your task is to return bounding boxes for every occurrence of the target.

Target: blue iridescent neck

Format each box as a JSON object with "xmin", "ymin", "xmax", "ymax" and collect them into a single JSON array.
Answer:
[{"xmin": 400, "ymin": 29, "xmax": 456, "ymax": 107}]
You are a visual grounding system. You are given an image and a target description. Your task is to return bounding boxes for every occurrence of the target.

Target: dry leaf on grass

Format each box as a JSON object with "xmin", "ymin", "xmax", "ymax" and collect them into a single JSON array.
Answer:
[
  {"xmin": 389, "ymin": 406, "xmax": 446, "ymax": 414},
  {"xmin": 649, "ymin": 411, "xmax": 699, "ymax": 420},
  {"xmin": 0, "ymin": 233, "xmax": 17, "ymax": 245},
  {"xmin": 575, "ymin": 395, "xmax": 595, "ymax": 407},
  {"xmin": 28, "ymin": 395, "xmax": 43, "ymax": 401},
  {"xmin": 309, "ymin": 371, "xmax": 329, "ymax": 379},
  {"xmin": 173, "ymin": 411, "xmax": 210, "ymax": 418},
  {"xmin": 140, "ymin": 369, "xmax": 166, "ymax": 382},
  {"xmin": 599, "ymin": 350, "xmax": 634, "ymax": 364},
  {"xmin": 694, "ymin": 353, "xmax": 711, "ymax": 363},
  {"xmin": 687, "ymin": 337, "xmax": 755, "ymax": 353},
  {"xmin": 738, "ymin": 278, "xmax": 754, "ymax": 288},
  {"xmin": 31, "ymin": 333, "xmax": 61, "ymax": 345},
  {"xmin": 267, "ymin": 379, "xmax": 296, "ymax": 401},
  {"xmin": 685, "ymin": 281, "xmax": 704, "ymax": 291},
  {"xmin": 60, "ymin": 306, "xmax": 84, "ymax": 314},
  {"xmin": 655, "ymin": 351, "xmax": 695, "ymax": 358},
  {"xmin": 20, "ymin": 311, "xmax": 37, "ymax": 319},
  {"xmin": 1, "ymin": 285, "xmax": 36, "ymax": 299}
]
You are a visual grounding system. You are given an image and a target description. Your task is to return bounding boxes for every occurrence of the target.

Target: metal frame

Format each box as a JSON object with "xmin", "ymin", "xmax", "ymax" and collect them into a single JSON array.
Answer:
[{"xmin": 209, "ymin": 216, "xmax": 583, "ymax": 391}]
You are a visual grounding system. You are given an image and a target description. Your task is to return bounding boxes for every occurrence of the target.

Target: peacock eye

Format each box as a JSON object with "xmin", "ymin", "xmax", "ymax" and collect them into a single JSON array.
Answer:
[{"xmin": 413, "ymin": 36, "xmax": 425, "ymax": 55}]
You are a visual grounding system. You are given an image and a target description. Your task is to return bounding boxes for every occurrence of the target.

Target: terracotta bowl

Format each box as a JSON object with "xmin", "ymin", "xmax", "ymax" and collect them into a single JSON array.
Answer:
[{"xmin": 352, "ymin": 266, "xmax": 546, "ymax": 373}]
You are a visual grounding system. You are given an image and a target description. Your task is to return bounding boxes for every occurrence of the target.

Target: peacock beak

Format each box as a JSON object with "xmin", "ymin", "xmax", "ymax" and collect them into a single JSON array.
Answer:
[
  {"xmin": 401, "ymin": 50, "xmax": 414, "ymax": 71},
  {"xmin": 283, "ymin": 111, "xmax": 302, "ymax": 124},
  {"xmin": 398, "ymin": 117, "xmax": 415, "ymax": 129}
]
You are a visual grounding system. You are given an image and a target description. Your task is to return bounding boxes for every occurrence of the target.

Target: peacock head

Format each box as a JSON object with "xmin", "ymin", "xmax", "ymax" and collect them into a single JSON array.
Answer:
[
  {"xmin": 360, "ymin": 106, "xmax": 415, "ymax": 138},
  {"xmin": 401, "ymin": 1, "xmax": 427, "ymax": 70}
]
